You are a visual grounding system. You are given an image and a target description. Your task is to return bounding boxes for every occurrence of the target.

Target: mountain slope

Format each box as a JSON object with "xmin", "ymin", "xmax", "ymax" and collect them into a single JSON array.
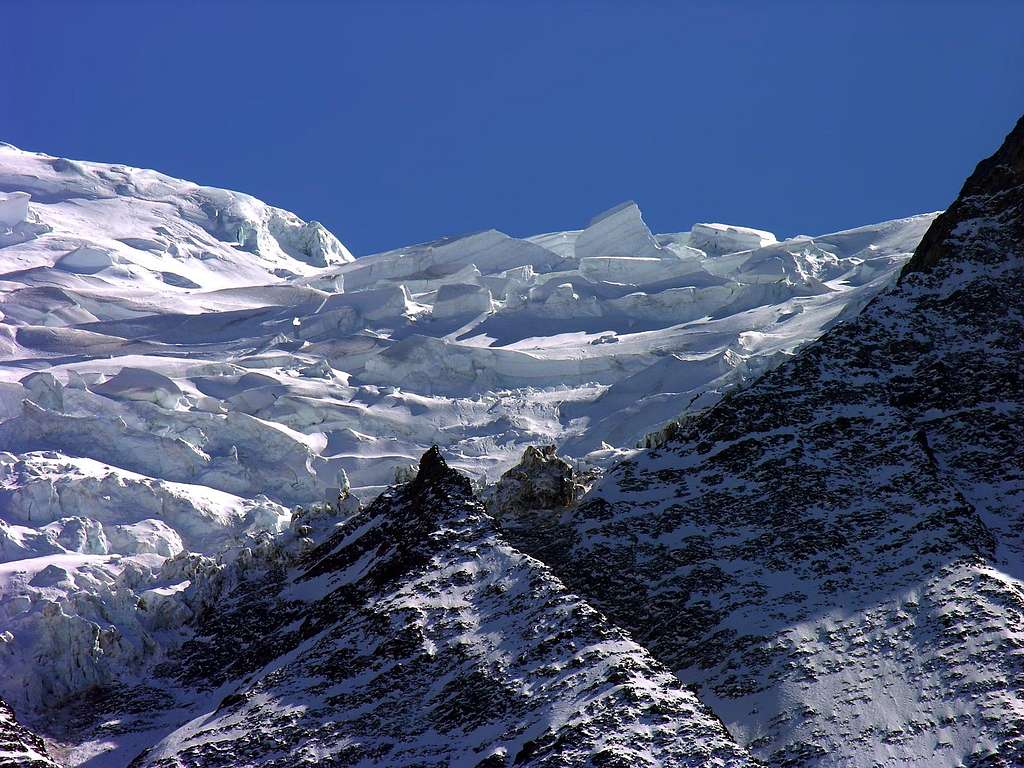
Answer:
[
  {"xmin": 0, "ymin": 698, "xmax": 58, "ymax": 768},
  {"xmin": 61, "ymin": 448, "xmax": 755, "ymax": 768},
  {"xmin": 503, "ymin": 117, "xmax": 1024, "ymax": 766}
]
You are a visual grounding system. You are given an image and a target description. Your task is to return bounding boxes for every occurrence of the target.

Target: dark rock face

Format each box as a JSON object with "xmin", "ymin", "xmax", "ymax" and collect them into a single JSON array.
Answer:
[
  {"xmin": 0, "ymin": 698, "xmax": 58, "ymax": 768},
  {"xmin": 504, "ymin": 116, "xmax": 1024, "ymax": 766},
  {"xmin": 903, "ymin": 114, "xmax": 1024, "ymax": 275},
  {"xmin": 120, "ymin": 448, "xmax": 756, "ymax": 767}
]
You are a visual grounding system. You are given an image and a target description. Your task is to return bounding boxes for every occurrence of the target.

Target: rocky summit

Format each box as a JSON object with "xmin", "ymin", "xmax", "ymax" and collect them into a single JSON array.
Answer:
[{"xmin": 43, "ymin": 448, "xmax": 751, "ymax": 767}]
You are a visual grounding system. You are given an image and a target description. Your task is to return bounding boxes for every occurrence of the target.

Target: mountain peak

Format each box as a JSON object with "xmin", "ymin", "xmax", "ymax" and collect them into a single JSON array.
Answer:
[
  {"xmin": 411, "ymin": 445, "xmax": 473, "ymax": 495},
  {"xmin": 415, "ymin": 444, "xmax": 449, "ymax": 479},
  {"xmin": 902, "ymin": 112, "xmax": 1024, "ymax": 276}
]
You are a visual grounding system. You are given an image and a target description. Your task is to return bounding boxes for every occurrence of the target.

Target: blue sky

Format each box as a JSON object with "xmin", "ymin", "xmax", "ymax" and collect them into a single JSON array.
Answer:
[{"xmin": 3, "ymin": 1, "xmax": 1023, "ymax": 255}]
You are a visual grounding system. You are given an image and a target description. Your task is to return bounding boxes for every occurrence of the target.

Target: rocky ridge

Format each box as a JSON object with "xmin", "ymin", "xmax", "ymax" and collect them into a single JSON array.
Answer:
[
  {"xmin": 42, "ymin": 449, "xmax": 758, "ymax": 767},
  {"xmin": 0, "ymin": 698, "xmax": 57, "ymax": 768}
]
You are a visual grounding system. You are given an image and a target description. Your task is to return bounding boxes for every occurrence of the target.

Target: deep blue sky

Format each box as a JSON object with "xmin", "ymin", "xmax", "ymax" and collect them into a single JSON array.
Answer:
[{"xmin": 3, "ymin": 2, "xmax": 1023, "ymax": 255}]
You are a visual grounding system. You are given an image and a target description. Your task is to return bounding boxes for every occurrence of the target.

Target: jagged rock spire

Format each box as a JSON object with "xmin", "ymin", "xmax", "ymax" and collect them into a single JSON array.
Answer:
[
  {"xmin": 415, "ymin": 444, "xmax": 448, "ymax": 480},
  {"xmin": 409, "ymin": 445, "xmax": 474, "ymax": 495}
]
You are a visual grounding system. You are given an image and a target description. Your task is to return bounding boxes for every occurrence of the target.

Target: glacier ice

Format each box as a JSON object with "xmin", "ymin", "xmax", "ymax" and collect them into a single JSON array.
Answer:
[
  {"xmin": 0, "ymin": 191, "xmax": 30, "ymax": 228},
  {"xmin": 574, "ymin": 201, "xmax": 665, "ymax": 259},
  {"xmin": 688, "ymin": 221, "xmax": 777, "ymax": 254},
  {"xmin": 431, "ymin": 282, "xmax": 493, "ymax": 318}
]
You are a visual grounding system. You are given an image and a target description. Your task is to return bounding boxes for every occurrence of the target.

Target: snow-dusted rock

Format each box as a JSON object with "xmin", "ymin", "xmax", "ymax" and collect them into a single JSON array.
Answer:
[
  {"xmin": 488, "ymin": 445, "xmax": 586, "ymax": 519},
  {"xmin": 123, "ymin": 448, "xmax": 757, "ymax": 768},
  {"xmin": 510, "ymin": 115, "xmax": 1024, "ymax": 767},
  {"xmin": 0, "ymin": 697, "xmax": 58, "ymax": 767}
]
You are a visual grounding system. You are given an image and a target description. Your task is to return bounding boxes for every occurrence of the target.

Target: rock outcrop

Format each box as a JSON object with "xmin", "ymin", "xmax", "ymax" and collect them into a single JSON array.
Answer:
[{"xmin": 487, "ymin": 445, "xmax": 587, "ymax": 519}]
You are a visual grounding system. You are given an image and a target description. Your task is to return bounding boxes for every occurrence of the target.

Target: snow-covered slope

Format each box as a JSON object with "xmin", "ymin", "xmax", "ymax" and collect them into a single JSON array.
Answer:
[
  {"xmin": 504, "ymin": 117, "xmax": 1024, "ymax": 766},
  {"xmin": 0, "ymin": 140, "xmax": 941, "ymax": 764},
  {"xmin": 46, "ymin": 449, "xmax": 756, "ymax": 767},
  {"xmin": 0, "ymin": 698, "xmax": 57, "ymax": 767},
  {"xmin": 0, "ymin": 143, "xmax": 351, "ymax": 293}
]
